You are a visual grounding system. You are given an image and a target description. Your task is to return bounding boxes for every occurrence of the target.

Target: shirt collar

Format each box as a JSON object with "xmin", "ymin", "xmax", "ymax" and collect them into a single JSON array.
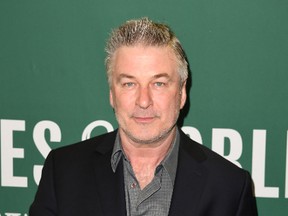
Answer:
[
  {"xmin": 111, "ymin": 132, "xmax": 123, "ymax": 172},
  {"xmin": 161, "ymin": 128, "xmax": 179, "ymax": 185},
  {"xmin": 110, "ymin": 128, "xmax": 180, "ymax": 185}
]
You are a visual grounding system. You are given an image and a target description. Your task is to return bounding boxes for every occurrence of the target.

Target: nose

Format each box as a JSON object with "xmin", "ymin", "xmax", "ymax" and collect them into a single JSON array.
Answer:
[{"xmin": 136, "ymin": 86, "xmax": 152, "ymax": 109}]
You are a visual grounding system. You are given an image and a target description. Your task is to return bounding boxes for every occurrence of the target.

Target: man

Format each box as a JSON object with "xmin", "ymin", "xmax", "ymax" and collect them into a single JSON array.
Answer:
[{"xmin": 30, "ymin": 17, "xmax": 258, "ymax": 215}]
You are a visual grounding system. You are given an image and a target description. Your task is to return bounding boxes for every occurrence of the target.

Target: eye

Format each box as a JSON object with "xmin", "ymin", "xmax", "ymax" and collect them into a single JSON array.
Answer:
[
  {"xmin": 154, "ymin": 82, "xmax": 165, "ymax": 87},
  {"xmin": 123, "ymin": 82, "xmax": 135, "ymax": 88}
]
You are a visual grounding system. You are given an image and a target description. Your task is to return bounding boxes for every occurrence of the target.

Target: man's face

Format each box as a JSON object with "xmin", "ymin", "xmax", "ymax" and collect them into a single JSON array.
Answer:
[{"xmin": 109, "ymin": 45, "xmax": 187, "ymax": 145}]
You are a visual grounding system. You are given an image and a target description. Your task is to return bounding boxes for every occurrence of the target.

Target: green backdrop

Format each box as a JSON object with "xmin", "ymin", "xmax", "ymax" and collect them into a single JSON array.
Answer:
[{"xmin": 0, "ymin": 0, "xmax": 287, "ymax": 215}]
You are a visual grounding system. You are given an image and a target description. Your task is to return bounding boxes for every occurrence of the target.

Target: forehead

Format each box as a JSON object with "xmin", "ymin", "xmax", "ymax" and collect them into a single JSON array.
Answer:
[{"xmin": 112, "ymin": 45, "xmax": 178, "ymax": 75}]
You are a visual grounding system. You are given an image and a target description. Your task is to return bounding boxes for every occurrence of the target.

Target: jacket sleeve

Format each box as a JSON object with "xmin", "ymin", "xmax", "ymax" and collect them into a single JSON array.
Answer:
[
  {"xmin": 29, "ymin": 150, "xmax": 58, "ymax": 216},
  {"xmin": 236, "ymin": 171, "xmax": 258, "ymax": 216}
]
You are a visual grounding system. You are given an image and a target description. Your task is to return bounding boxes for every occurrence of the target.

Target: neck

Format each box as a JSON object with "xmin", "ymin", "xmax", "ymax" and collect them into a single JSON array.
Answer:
[
  {"xmin": 120, "ymin": 128, "xmax": 176, "ymax": 189},
  {"xmin": 121, "ymin": 128, "xmax": 176, "ymax": 161}
]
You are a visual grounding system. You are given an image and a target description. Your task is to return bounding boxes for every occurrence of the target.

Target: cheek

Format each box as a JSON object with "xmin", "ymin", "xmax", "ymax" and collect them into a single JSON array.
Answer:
[
  {"xmin": 156, "ymin": 93, "xmax": 181, "ymax": 111},
  {"xmin": 113, "ymin": 93, "xmax": 135, "ymax": 111}
]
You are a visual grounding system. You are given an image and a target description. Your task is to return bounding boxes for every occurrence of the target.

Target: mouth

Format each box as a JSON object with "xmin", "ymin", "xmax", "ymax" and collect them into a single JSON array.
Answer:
[{"xmin": 133, "ymin": 116, "xmax": 156, "ymax": 124}]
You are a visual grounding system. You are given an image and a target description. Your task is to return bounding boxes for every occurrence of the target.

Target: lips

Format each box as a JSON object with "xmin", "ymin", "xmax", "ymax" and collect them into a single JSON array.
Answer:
[{"xmin": 132, "ymin": 116, "xmax": 156, "ymax": 123}]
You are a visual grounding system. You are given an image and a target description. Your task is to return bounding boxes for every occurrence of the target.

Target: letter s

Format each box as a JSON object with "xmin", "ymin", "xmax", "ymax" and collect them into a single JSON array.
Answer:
[{"xmin": 33, "ymin": 120, "xmax": 61, "ymax": 185}]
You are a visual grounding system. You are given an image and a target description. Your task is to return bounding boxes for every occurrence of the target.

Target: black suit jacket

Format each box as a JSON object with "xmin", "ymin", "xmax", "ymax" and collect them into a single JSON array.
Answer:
[{"xmin": 30, "ymin": 129, "xmax": 258, "ymax": 216}]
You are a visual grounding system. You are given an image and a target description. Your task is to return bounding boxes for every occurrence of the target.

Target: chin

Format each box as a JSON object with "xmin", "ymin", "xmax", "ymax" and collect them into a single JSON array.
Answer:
[{"xmin": 124, "ymin": 126, "xmax": 175, "ymax": 145}]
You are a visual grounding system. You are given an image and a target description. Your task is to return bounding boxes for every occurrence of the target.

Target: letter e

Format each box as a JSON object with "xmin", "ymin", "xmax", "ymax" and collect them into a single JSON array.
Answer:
[{"xmin": 0, "ymin": 119, "xmax": 27, "ymax": 187}]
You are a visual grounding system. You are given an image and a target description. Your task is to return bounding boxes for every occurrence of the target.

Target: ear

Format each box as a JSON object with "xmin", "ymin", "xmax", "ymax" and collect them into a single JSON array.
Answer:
[
  {"xmin": 180, "ymin": 80, "xmax": 187, "ymax": 109},
  {"xmin": 109, "ymin": 89, "xmax": 115, "ymax": 108}
]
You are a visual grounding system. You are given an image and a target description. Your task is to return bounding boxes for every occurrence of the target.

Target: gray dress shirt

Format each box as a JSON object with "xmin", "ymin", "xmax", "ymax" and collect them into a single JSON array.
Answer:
[{"xmin": 111, "ymin": 129, "xmax": 180, "ymax": 216}]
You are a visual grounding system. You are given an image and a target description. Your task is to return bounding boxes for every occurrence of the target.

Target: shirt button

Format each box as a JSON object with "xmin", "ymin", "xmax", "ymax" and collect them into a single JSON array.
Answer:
[{"xmin": 131, "ymin": 182, "xmax": 137, "ymax": 188}]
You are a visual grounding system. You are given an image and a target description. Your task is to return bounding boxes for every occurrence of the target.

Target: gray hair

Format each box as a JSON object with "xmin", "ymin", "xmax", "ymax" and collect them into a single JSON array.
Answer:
[{"xmin": 105, "ymin": 17, "xmax": 188, "ymax": 86}]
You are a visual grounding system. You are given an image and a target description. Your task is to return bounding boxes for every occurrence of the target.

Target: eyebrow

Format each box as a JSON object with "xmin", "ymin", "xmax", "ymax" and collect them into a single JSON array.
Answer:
[
  {"xmin": 117, "ymin": 73, "xmax": 135, "ymax": 79},
  {"xmin": 116, "ymin": 72, "xmax": 170, "ymax": 82},
  {"xmin": 153, "ymin": 73, "xmax": 170, "ymax": 79},
  {"xmin": 115, "ymin": 74, "xmax": 135, "ymax": 83}
]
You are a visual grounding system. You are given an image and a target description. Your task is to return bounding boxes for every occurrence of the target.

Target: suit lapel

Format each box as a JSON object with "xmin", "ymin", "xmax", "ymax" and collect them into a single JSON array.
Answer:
[
  {"xmin": 169, "ymin": 131, "xmax": 208, "ymax": 216},
  {"xmin": 89, "ymin": 129, "xmax": 208, "ymax": 216},
  {"xmin": 92, "ymin": 131, "xmax": 127, "ymax": 216}
]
